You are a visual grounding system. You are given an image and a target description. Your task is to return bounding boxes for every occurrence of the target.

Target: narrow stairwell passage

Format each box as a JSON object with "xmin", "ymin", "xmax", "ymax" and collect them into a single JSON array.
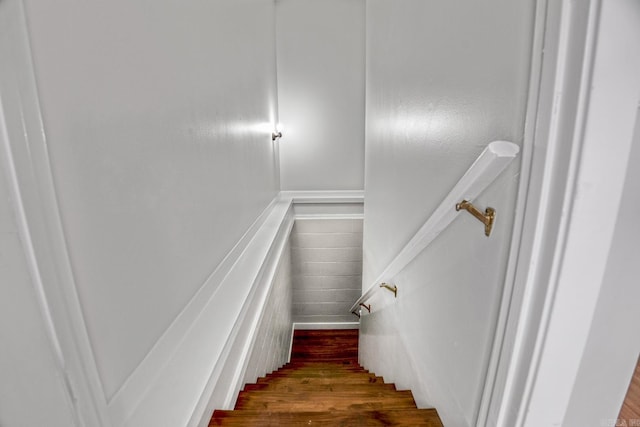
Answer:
[{"xmin": 210, "ymin": 329, "xmax": 443, "ymax": 426}]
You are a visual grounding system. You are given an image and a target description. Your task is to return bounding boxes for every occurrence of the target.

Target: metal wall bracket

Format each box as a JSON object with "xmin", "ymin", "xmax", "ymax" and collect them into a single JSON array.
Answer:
[
  {"xmin": 379, "ymin": 283, "xmax": 397, "ymax": 298},
  {"xmin": 359, "ymin": 303, "xmax": 371, "ymax": 313},
  {"xmin": 351, "ymin": 310, "xmax": 360, "ymax": 319},
  {"xmin": 455, "ymin": 200, "xmax": 495, "ymax": 237}
]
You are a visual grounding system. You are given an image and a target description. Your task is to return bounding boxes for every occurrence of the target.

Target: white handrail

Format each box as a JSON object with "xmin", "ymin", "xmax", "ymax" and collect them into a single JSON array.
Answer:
[{"xmin": 350, "ymin": 140, "xmax": 520, "ymax": 314}]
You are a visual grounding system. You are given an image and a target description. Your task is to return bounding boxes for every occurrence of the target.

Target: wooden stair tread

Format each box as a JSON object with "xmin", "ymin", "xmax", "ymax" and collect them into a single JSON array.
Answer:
[
  {"xmin": 290, "ymin": 329, "xmax": 359, "ymax": 362},
  {"xmin": 210, "ymin": 330, "xmax": 443, "ymax": 427},
  {"xmin": 265, "ymin": 371, "xmax": 372, "ymax": 377},
  {"xmin": 238, "ymin": 390, "xmax": 414, "ymax": 400},
  {"xmin": 235, "ymin": 391, "xmax": 416, "ymax": 411},
  {"xmin": 256, "ymin": 375, "xmax": 386, "ymax": 385},
  {"xmin": 284, "ymin": 360, "xmax": 359, "ymax": 366},
  {"xmin": 210, "ymin": 409, "xmax": 444, "ymax": 426},
  {"xmin": 279, "ymin": 363, "xmax": 365, "ymax": 370},
  {"xmin": 272, "ymin": 364, "xmax": 368, "ymax": 372},
  {"xmin": 243, "ymin": 382, "xmax": 397, "ymax": 392}
]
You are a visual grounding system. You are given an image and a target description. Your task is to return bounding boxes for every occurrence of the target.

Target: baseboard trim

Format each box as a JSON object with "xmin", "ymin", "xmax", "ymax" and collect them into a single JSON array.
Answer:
[
  {"xmin": 287, "ymin": 323, "xmax": 296, "ymax": 363},
  {"xmin": 280, "ymin": 190, "xmax": 364, "ymax": 204},
  {"xmin": 293, "ymin": 322, "xmax": 360, "ymax": 330},
  {"xmin": 294, "ymin": 213, "xmax": 364, "ymax": 220}
]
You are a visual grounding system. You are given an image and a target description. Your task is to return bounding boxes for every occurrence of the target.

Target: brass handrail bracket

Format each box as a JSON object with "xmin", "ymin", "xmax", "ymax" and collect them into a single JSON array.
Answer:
[
  {"xmin": 359, "ymin": 303, "xmax": 371, "ymax": 313},
  {"xmin": 455, "ymin": 200, "xmax": 496, "ymax": 237},
  {"xmin": 379, "ymin": 283, "xmax": 397, "ymax": 298}
]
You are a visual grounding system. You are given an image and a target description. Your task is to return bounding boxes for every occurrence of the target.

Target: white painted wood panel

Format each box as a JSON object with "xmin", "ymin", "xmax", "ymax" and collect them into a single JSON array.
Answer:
[
  {"xmin": 293, "ymin": 247, "xmax": 363, "ymax": 263},
  {"xmin": 294, "ymin": 219, "xmax": 363, "ymax": 233},
  {"xmin": 242, "ymin": 242, "xmax": 293, "ymax": 385},
  {"xmin": 291, "ymin": 218, "xmax": 363, "ymax": 324},
  {"xmin": 291, "ymin": 232, "xmax": 363, "ymax": 249},
  {"xmin": 293, "ymin": 302, "xmax": 355, "ymax": 316},
  {"xmin": 295, "ymin": 261, "xmax": 363, "ymax": 277},
  {"xmin": 293, "ymin": 289, "xmax": 361, "ymax": 304},
  {"xmin": 294, "ymin": 275, "xmax": 363, "ymax": 290}
]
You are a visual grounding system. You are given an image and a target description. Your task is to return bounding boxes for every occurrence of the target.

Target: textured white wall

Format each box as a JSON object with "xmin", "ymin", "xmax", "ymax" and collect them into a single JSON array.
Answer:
[
  {"xmin": 360, "ymin": 1, "xmax": 534, "ymax": 426},
  {"xmin": 23, "ymin": 0, "xmax": 280, "ymax": 400},
  {"xmin": 291, "ymin": 218, "xmax": 363, "ymax": 323},
  {"xmin": 243, "ymin": 242, "xmax": 293, "ymax": 384},
  {"xmin": 276, "ymin": 0, "xmax": 365, "ymax": 191}
]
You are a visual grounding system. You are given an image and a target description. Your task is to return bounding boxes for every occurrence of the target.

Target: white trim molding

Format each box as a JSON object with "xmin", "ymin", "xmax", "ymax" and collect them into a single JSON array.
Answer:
[
  {"xmin": 280, "ymin": 190, "xmax": 365, "ymax": 204},
  {"xmin": 483, "ymin": 0, "xmax": 640, "ymax": 426},
  {"xmin": 293, "ymin": 322, "xmax": 360, "ymax": 330},
  {"xmin": 0, "ymin": 1, "xmax": 110, "ymax": 424}
]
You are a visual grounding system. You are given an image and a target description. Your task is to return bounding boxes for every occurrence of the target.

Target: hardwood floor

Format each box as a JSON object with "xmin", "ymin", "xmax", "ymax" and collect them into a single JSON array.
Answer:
[
  {"xmin": 619, "ymin": 356, "xmax": 640, "ymax": 423},
  {"xmin": 289, "ymin": 329, "xmax": 359, "ymax": 362},
  {"xmin": 210, "ymin": 329, "xmax": 443, "ymax": 426}
]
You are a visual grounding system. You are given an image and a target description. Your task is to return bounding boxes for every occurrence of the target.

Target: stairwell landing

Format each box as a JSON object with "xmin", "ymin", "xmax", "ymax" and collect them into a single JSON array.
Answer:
[{"xmin": 210, "ymin": 329, "xmax": 443, "ymax": 426}]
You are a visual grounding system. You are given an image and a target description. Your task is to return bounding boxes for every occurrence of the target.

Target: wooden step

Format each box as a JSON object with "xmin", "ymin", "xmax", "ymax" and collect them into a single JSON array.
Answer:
[
  {"xmin": 236, "ymin": 389, "xmax": 413, "ymax": 408},
  {"xmin": 265, "ymin": 370, "xmax": 371, "ymax": 378},
  {"xmin": 284, "ymin": 359, "xmax": 360, "ymax": 367},
  {"xmin": 210, "ymin": 409, "xmax": 444, "ymax": 426},
  {"xmin": 210, "ymin": 330, "xmax": 443, "ymax": 427},
  {"xmin": 280, "ymin": 362, "xmax": 364, "ymax": 370},
  {"xmin": 235, "ymin": 390, "xmax": 416, "ymax": 411},
  {"xmin": 238, "ymin": 388, "xmax": 410, "ymax": 402},
  {"xmin": 256, "ymin": 375, "xmax": 386, "ymax": 385},
  {"xmin": 243, "ymin": 382, "xmax": 397, "ymax": 392},
  {"xmin": 275, "ymin": 364, "xmax": 367, "ymax": 372},
  {"xmin": 290, "ymin": 329, "xmax": 359, "ymax": 362}
]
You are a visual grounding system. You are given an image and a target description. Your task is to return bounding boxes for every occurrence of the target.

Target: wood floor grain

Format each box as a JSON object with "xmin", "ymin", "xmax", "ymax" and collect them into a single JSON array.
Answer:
[
  {"xmin": 619, "ymin": 356, "xmax": 640, "ymax": 423},
  {"xmin": 210, "ymin": 329, "xmax": 443, "ymax": 426}
]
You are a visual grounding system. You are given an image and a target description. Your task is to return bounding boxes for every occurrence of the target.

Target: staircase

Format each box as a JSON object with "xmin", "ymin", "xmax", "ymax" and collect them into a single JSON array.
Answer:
[{"xmin": 210, "ymin": 329, "xmax": 443, "ymax": 426}]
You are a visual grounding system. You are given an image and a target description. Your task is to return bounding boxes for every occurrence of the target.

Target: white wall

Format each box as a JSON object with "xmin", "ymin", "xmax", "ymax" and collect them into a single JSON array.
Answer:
[
  {"xmin": 291, "ymin": 218, "xmax": 363, "ymax": 324},
  {"xmin": 276, "ymin": 0, "xmax": 365, "ymax": 191},
  {"xmin": 360, "ymin": 1, "xmax": 534, "ymax": 426},
  {"xmin": 23, "ymin": 0, "xmax": 280, "ymax": 403}
]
